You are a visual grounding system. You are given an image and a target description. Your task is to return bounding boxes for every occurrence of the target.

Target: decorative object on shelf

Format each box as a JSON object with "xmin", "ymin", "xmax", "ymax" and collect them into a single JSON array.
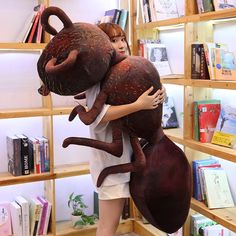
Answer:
[
  {"xmin": 68, "ymin": 193, "xmax": 97, "ymax": 228},
  {"xmin": 37, "ymin": 6, "xmax": 191, "ymax": 234}
]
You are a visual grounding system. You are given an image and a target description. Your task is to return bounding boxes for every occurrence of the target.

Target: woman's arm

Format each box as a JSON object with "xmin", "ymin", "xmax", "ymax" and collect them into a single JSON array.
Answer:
[{"xmin": 101, "ymin": 86, "xmax": 162, "ymax": 123}]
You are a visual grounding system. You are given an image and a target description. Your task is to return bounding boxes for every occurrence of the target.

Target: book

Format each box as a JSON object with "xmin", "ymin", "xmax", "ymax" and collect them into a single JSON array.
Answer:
[
  {"xmin": 42, "ymin": 201, "xmax": 52, "ymax": 235},
  {"xmin": 196, "ymin": 0, "xmax": 215, "ymax": 13},
  {"xmin": 191, "ymin": 43, "xmax": 210, "ymax": 80},
  {"xmin": 16, "ymin": 134, "xmax": 30, "ymax": 175},
  {"xmin": 198, "ymin": 103, "xmax": 221, "ymax": 143},
  {"xmin": 102, "ymin": 9, "xmax": 121, "ymax": 24},
  {"xmin": 30, "ymin": 198, "xmax": 43, "ymax": 236},
  {"xmin": 0, "ymin": 202, "xmax": 12, "ymax": 236},
  {"xmin": 118, "ymin": 9, "xmax": 128, "ymax": 30},
  {"xmin": 147, "ymin": 43, "xmax": 172, "ymax": 76},
  {"xmin": 193, "ymin": 99, "xmax": 220, "ymax": 141},
  {"xmin": 10, "ymin": 201, "xmax": 23, "ymax": 236},
  {"xmin": 28, "ymin": 137, "xmax": 41, "ymax": 174},
  {"xmin": 193, "ymin": 217, "xmax": 217, "ymax": 236},
  {"xmin": 214, "ymin": 48, "xmax": 236, "ymax": 81},
  {"xmin": 15, "ymin": 196, "xmax": 30, "ymax": 236},
  {"xmin": 198, "ymin": 163, "xmax": 221, "ymax": 202},
  {"xmin": 36, "ymin": 4, "xmax": 46, "ymax": 43},
  {"xmin": 139, "ymin": 0, "xmax": 151, "ymax": 23},
  {"xmin": 203, "ymin": 224, "xmax": 230, "ymax": 235},
  {"xmin": 27, "ymin": 10, "xmax": 40, "ymax": 43},
  {"xmin": 211, "ymin": 105, "xmax": 236, "ymax": 148},
  {"xmin": 93, "ymin": 191, "xmax": 99, "ymax": 217},
  {"xmin": 36, "ymin": 196, "xmax": 49, "ymax": 235},
  {"xmin": 202, "ymin": 168, "xmax": 235, "ymax": 209},
  {"xmin": 192, "ymin": 158, "xmax": 219, "ymax": 201},
  {"xmin": 36, "ymin": 136, "xmax": 50, "ymax": 173},
  {"xmin": 203, "ymin": 42, "xmax": 228, "ymax": 80},
  {"xmin": 6, "ymin": 135, "xmax": 22, "ymax": 176},
  {"xmin": 213, "ymin": 0, "xmax": 236, "ymax": 10},
  {"xmin": 161, "ymin": 96, "xmax": 179, "ymax": 129},
  {"xmin": 153, "ymin": 0, "xmax": 179, "ymax": 20}
]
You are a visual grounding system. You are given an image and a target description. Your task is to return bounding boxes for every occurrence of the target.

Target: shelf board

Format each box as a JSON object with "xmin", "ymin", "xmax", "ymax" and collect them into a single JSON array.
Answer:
[
  {"xmin": 0, "ymin": 172, "xmax": 53, "ymax": 187},
  {"xmin": 52, "ymin": 107, "xmax": 73, "ymax": 116},
  {"xmin": 0, "ymin": 43, "xmax": 46, "ymax": 51},
  {"xmin": 191, "ymin": 198, "xmax": 236, "ymax": 233},
  {"xmin": 164, "ymin": 128, "xmax": 185, "ymax": 145},
  {"xmin": 54, "ymin": 163, "xmax": 90, "ymax": 179},
  {"xmin": 133, "ymin": 220, "xmax": 167, "ymax": 236},
  {"xmin": 56, "ymin": 219, "xmax": 133, "ymax": 236},
  {"xmin": 136, "ymin": 9, "xmax": 236, "ymax": 30},
  {"xmin": 186, "ymin": 79, "xmax": 236, "ymax": 90},
  {"xmin": 0, "ymin": 108, "xmax": 52, "ymax": 119},
  {"xmin": 184, "ymin": 138, "xmax": 236, "ymax": 163},
  {"xmin": 161, "ymin": 75, "xmax": 185, "ymax": 85}
]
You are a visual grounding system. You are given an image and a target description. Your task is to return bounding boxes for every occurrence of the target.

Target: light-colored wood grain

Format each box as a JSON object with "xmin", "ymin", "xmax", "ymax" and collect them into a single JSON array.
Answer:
[
  {"xmin": 56, "ymin": 219, "xmax": 133, "ymax": 236},
  {"xmin": 191, "ymin": 198, "xmax": 236, "ymax": 233}
]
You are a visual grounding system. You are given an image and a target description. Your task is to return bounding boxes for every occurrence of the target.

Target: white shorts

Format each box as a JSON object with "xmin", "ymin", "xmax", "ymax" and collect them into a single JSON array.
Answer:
[{"xmin": 97, "ymin": 182, "xmax": 130, "ymax": 200}]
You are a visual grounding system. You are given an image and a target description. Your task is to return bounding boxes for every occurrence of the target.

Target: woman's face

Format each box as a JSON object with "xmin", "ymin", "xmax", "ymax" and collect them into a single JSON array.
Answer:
[{"xmin": 110, "ymin": 36, "xmax": 128, "ymax": 55}]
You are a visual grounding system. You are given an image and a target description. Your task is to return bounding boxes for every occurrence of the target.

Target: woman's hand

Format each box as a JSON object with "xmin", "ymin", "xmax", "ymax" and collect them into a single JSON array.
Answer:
[{"xmin": 135, "ymin": 86, "xmax": 161, "ymax": 110}]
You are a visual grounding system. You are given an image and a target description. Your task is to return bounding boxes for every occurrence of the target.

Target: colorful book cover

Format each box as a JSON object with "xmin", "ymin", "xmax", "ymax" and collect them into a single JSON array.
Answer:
[
  {"xmin": 36, "ymin": 196, "xmax": 48, "ymax": 235},
  {"xmin": 42, "ymin": 201, "xmax": 52, "ymax": 235},
  {"xmin": 203, "ymin": 42, "xmax": 228, "ymax": 80},
  {"xmin": 211, "ymin": 105, "xmax": 236, "ymax": 148},
  {"xmin": 162, "ymin": 96, "xmax": 179, "ymax": 129},
  {"xmin": 202, "ymin": 168, "xmax": 234, "ymax": 209},
  {"xmin": 118, "ymin": 9, "xmax": 128, "ymax": 30},
  {"xmin": 203, "ymin": 224, "xmax": 230, "ymax": 235},
  {"xmin": 192, "ymin": 158, "xmax": 219, "ymax": 201},
  {"xmin": 198, "ymin": 103, "xmax": 221, "ymax": 143},
  {"xmin": 104, "ymin": 9, "xmax": 121, "ymax": 24},
  {"xmin": 193, "ymin": 99, "xmax": 220, "ymax": 141},
  {"xmin": 0, "ymin": 202, "xmax": 12, "ymax": 236},
  {"xmin": 214, "ymin": 48, "xmax": 236, "ymax": 81}
]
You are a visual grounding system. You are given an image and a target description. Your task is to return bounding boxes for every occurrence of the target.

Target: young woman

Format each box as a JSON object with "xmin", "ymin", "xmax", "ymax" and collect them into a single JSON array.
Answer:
[{"xmin": 85, "ymin": 23, "xmax": 166, "ymax": 236}]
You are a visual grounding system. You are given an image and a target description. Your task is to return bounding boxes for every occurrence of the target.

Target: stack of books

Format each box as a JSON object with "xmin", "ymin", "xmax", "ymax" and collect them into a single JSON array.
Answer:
[
  {"xmin": 0, "ymin": 196, "xmax": 52, "ymax": 236},
  {"xmin": 6, "ymin": 134, "xmax": 50, "ymax": 176},
  {"xmin": 16, "ymin": 4, "xmax": 45, "ymax": 43}
]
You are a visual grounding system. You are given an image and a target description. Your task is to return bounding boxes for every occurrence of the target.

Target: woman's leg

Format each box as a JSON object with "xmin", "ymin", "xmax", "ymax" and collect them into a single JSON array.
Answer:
[{"xmin": 96, "ymin": 198, "xmax": 125, "ymax": 236}]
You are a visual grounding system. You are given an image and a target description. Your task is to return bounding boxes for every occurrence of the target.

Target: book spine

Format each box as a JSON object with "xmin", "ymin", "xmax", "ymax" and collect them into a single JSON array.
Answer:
[
  {"xmin": 27, "ymin": 11, "xmax": 40, "ymax": 43},
  {"xmin": 20, "ymin": 137, "xmax": 30, "ymax": 175},
  {"xmin": 42, "ymin": 203, "xmax": 52, "ymax": 235},
  {"xmin": 191, "ymin": 44, "xmax": 201, "ymax": 79},
  {"xmin": 37, "ymin": 197, "xmax": 48, "ymax": 235},
  {"xmin": 200, "ymin": 44, "xmax": 210, "ymax": 80}
]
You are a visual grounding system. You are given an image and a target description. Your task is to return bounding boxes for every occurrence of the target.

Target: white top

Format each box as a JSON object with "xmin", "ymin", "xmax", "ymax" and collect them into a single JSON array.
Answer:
[{"xmin": 86, "ymin": 84, "xmax": 132, "ymax": 187}]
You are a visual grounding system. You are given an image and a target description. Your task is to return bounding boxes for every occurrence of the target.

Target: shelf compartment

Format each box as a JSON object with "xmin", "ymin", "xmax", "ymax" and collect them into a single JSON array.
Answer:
[
  {"xmin": 56, "ymin": 219, "xmax": 133, "ymax": 236},
  {"xmin": 0, "ymin": 172, "xmax": 53, "ymax": 187},
  {"xmin": 191, "ymin": 198, "xmax": 236, "ymax": 233},
  {"xmin": 186, "ymin": 80, "xmax": 236, "ymax": 90},
  {"xmin": 0, "ymin": 43, "xmax": 46, "ymax": 51},
  {"xmin": 0, "ymin": 108, "xmax": 52, "ymax": 119},
  {"xmin": 54, "ymin": 162, "xmax": 90, "ymax": 179},
  {"xmin": 184, "ymin": 138, "xmax": 236, "ymax": 163}
]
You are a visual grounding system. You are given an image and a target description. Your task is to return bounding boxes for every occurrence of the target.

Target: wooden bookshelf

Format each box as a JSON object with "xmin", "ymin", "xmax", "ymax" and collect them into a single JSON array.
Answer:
[{"xmin": 134, "ymin": 0, "xmax": 236, "ymax": 235}]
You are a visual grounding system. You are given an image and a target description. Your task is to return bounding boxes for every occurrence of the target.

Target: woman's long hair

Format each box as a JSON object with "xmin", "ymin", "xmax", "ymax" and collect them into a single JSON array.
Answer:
[{"xmin": 98, "ymin": 23, "xmax": 131, "ymax": 55}]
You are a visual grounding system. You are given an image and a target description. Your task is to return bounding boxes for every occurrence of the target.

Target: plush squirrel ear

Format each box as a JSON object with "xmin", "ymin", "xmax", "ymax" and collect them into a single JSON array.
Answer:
[
  {"xmin": 41, "ymin": 6, "xmax": 73, "ymax": 35},
  {"xmin": 45, "ymin": 50, "xmax": 79, "ymax": 75}
]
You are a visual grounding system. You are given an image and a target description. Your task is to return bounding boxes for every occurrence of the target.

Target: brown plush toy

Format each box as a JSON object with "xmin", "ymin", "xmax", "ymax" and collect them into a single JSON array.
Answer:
[{"xmin": 37, "ymin": 6, "xmax": 191, "ymax": 234}]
